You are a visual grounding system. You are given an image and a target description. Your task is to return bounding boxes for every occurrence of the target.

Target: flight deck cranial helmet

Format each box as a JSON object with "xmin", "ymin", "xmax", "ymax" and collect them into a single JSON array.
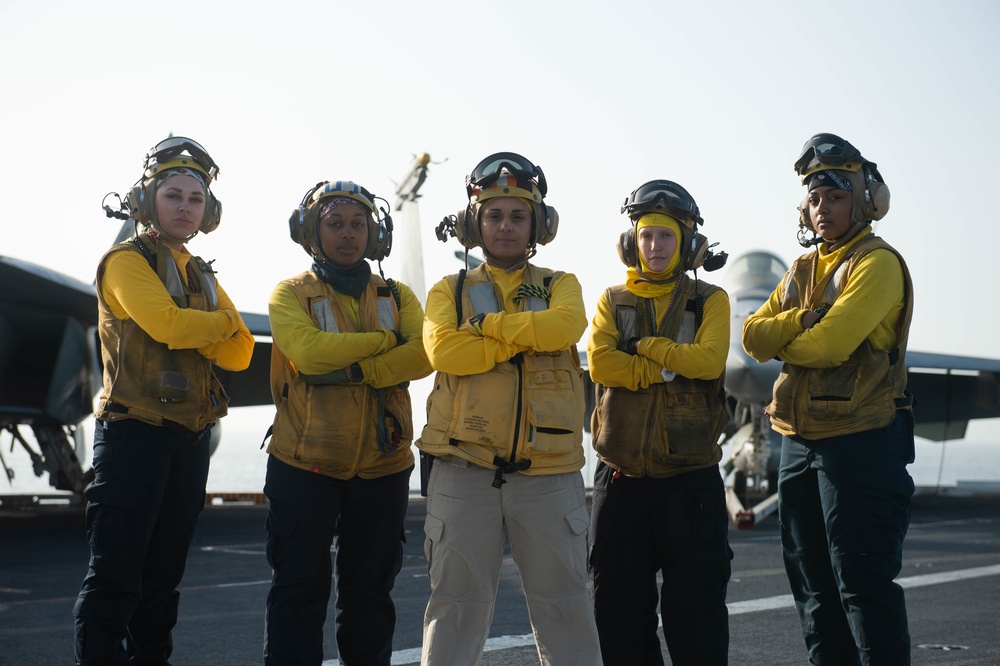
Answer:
[
  {"xmin": 126, "ymin": 136, "xmax": 223, "ymax": 242},
  {"xmin": 793, "ymin": 132, "xmax": 890, "ymax": 247},
  {"xmin": 618, "ymin": 179, "xmax": 726, "ymax": 279},
  {"xmin": 443, "ymin": 152, "xmax": 559, "ymax": 253},
  {"xmin": 288, "ymin": 180, "xmax": 393, "ymax": 264}
]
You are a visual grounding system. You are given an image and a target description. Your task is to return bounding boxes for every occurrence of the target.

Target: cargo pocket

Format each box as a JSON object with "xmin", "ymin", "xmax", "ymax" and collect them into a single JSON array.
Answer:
[
  {"xmin": 663, "ymin": 391, "xmax": 714, "ymax": 455},
  {"xmin": 691, "ymin": 487, "xmax": 732, "ymax": 566},
  {"xmin": 592, "ymin": 385, "xmax": 652, "ymax": 472},
  {"xmin": 806, "ymin": 362, "xmax": 859, "ymax": 416},
  {"xmin": 525, "ymin": 364, "xmax": 581, "ymax": 454},
  {"xmin": 564, "ymin": 503, "xmax": 591, "ymax": 577},
  {"xmin": 423, "ymin": 512, "xmax": 444, "ymax": 574},
  {"xmin": 264, "ymin": 500, "xmax": 299, "ymax": 570}
]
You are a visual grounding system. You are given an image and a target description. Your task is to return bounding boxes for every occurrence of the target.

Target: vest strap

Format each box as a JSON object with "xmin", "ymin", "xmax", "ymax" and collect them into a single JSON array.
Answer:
[{"xmin": 490, "ymin": 454, "xmax": 532, "ymax": 489}]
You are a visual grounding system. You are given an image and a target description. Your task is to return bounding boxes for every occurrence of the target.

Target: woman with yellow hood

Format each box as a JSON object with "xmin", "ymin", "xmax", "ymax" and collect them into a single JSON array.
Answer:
[{"xmin": 587, "ymin": 180, "xmax": 732, "ymax": 665}]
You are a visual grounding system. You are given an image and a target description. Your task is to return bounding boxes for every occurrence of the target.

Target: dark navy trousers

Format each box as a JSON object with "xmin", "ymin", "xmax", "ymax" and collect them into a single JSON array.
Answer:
[
  {"xmin": 74, "ymin": 418, "xmax": 211, "ymax": 666},
  {"xmin": 779, "ymin": 411, "xmax": 915, "ymax": 665},
  {"xmin": 263, "ymin": 456, "xmax": 411, "ymax": 666},
  {"xmin": 590, "ymin": 462, "xmax": 732, "ymax": 666}
]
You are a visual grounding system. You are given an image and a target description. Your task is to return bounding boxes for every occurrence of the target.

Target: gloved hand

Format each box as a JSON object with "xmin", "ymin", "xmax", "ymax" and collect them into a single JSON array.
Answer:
[
  {"xmin": 392, "ymin": 330, "xmax": 406, "ymax": 346},
  {"xmin": 621, "ymin": 336, "xmax": 641, "ymax": 355},
  {"xmin": 346, "ymin": 362, "xmax": 364, "ymax": 382}
]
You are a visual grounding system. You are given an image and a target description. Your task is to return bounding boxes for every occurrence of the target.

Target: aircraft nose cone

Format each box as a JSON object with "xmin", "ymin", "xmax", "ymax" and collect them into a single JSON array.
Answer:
[{"xmin": 726, "ymin": 341, "xmax": 781, "ymax": 404}]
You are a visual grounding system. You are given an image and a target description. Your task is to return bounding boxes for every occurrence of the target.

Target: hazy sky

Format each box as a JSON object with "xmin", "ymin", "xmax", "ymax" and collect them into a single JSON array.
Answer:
[{"xmin": 3, "ymin": 0, "xmax": 999, "ymax": 461}]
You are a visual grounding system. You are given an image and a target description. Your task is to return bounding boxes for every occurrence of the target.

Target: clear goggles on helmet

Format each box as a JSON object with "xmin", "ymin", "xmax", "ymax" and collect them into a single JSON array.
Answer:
[
  {"xmin": 466, "ymin": 152, "xmax": 547, "ymax": 198},
  {"xmin": 621, "ymin": 179, "xmax": 702, "ymax": 226},
  {"xmin": 145, "ymin": 136, "xmax": 219, "ymax": 181},
  {"xmin": 793, "ymin": 133, "xmax": 864, "ymax": 177}
]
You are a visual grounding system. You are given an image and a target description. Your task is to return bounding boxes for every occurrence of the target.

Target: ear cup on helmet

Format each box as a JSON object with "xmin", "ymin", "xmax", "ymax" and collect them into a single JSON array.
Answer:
[
  {"xmin": 798, "ymin": 196, "xmax": 811, "ymax": 227},
  {"xmin": 289, "ymin": 184, "xmax": 324, "ymax": 258},
  {"xmin": 365, "ymin": 212, "xmax": 393, "ymax": 261},
  {"xmin": 868, "ymin": 181, "xmax": 890, "ymax": 220},
  {"xmin": 617, "ymin": 227, "xmax": 637, "ymax": 267},
  {"xmin": 533, "ymin": 205, "xmax": 559, "ymax": 246},
  {"xmin": 683, "ymin": 232, "xmax": 710, "ymax": 271},
  {"xmin": 289, "ymin": 205, "xmax": 309, "ymax": 247},
  {"xmin": 126, "ymin": 181, "xmax": 157, "ymax": 225},
  {"xmin": 199, "ymin": 194, "xmax": 222, "ymax": 234},
  {"xmin": 454, "ymin": 207, "xmax": 483, "ymax": 250},
  {"xmin": 865, "ymin": 175, "xmax": 890, "ymax": 221}
]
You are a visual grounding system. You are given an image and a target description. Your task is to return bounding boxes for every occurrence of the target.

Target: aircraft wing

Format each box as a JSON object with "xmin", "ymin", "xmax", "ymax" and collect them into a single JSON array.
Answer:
[
  {"xmin": 905, "ymin": 351, "xmax": 1000, "ymax": 441},
  {"xmin": 0, "ymin": 256, "xmax": 98, "ymax": 326},
  {"xmin": 0, "ymin": 256, "xmax": 99, "ymax": 425}
]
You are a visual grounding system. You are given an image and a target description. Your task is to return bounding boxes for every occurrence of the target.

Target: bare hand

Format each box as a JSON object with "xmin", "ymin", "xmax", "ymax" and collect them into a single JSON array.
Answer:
[{"xmin": 801, "ymin": 311, "xmax": 821, "ymax": 329}]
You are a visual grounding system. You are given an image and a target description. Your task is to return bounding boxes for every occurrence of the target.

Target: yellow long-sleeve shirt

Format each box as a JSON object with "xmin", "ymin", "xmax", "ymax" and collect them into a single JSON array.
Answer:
[
  {"xmin": 743, "ymin": 229, "xmax": 905, "ymax": 369},
  {"xmin": 588, "ymin": 287, "xmax": 729, "ymax": 391},
  {"xmin": 423, "ymin": 264, "xmax": 587, "ymax": 375},
  {"xmin": 269, "ymin": 278, "xmax": 431, "ymax": 389},
  {"xmin": 100, "ymin": 248, "xmax": 253, "ymax": 371}
]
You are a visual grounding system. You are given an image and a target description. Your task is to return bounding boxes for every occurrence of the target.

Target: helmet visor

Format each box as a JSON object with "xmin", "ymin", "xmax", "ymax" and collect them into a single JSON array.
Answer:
[
  {"xmin": 466, "ymin": 152, "xmax": 547, "ymax": 197},
  {"xmin": 147, "ymin": 136, "xmax": 219, "ymax": 181},
  {"xmin": 621, "ymin": 180, "xmax": 702, "ymax": 226},
  {"xmin": 793, "ymin": 133, "xmax": 863, "ymax": 176}
]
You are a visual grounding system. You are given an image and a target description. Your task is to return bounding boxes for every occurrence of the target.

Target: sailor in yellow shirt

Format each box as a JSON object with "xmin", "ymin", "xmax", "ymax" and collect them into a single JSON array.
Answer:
[
  {"xmin": 74, "ymin": 137, "xmax": 254, "ymax": 665},
  {"xmin": 263, "ymin": 180, "xmax": 430, "ymax": 666},
  {"xmin": 587, "ymin": 180, "xmax": 732, "ymax": 666},
  {"xmin": 742, "ymin": 133, "xmax": 915, "ymax": 665},
  {"xmin": 417, "ymin": 153, "xmax": 601, "ymax": 666}
]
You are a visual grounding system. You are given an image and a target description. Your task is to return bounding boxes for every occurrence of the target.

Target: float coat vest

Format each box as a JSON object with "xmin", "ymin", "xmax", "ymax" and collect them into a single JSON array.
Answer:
[
  {"xmin": 267, "ymin": 272, "xmax": 414, "ymax": 480},
  {"xmin": 95, "ymin": 234, "xmax": 228, "ymax": 434},
  {"xmin": 418, "ymin": 263, "xmax": 586, "ymax": 475},
  {"xmin": 768, "ymin": 234, "xmax": 914, "ymax": 439},
  {"xmin": 592, "ymin": 276, "xmax": 728, "ymax": 478}
]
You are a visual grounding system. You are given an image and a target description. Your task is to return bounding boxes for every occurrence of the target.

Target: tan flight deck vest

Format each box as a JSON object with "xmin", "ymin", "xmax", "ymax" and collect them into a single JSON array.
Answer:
[
  {"xmin": 267, "ymin": 272, "xmax": 414, "ymax": 480},
  {"xmin": 591, "ymin": 276, "xmax": 729, "ymax": 478},
  {"xmin": 417, "ymin": 263, "xmax": 586, "ymax": 475},
  {"xmin": 768, "ymin": 234, "xmax": 914, "ymax": 439},
  {"xmin": 95, "ymin": 233, "xmax": 228, "ymax": 434}
]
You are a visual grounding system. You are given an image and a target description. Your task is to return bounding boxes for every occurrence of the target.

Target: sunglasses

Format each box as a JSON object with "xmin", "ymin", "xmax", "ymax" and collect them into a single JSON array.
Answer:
[
  {"xmin": 793, "ymin": 133, "xmax": 863, "ymax": 175},
  {"xmin": 466, "ymin": 152, "xmax": 547, "ymax": 197},
  {"xmin": 146, "ymin": 136, "xmax": 219, "ymax": 181},
  {"xmin": 621, "ymin": 180, "xmax": 702, "ymax": 226}
]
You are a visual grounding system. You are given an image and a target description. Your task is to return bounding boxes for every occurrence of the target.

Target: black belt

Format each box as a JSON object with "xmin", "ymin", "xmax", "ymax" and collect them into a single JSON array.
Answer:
[{"xmin": 105, "ymin": 403, "xmax": 208, "ymax": 445}]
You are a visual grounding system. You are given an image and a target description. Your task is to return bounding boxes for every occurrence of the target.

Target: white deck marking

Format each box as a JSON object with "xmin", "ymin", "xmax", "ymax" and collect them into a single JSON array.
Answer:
[{"xmin": 320, "ymin": 563, "xmax": 1000, "ymax": 665}]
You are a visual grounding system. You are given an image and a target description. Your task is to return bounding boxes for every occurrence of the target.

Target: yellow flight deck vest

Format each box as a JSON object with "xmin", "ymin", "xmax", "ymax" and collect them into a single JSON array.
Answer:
[
  {"xmin": 95, "ymin": 233, "xmax": 229, "ymax": 434},
  {"xmin": 268, "ymin": 272, "xmax": 414, "ymax": 480},
  {"xmin": 768, "ymin": 234, "xmax": 913, "ymax": 439},
  {"xmin": 417, "ymin": 263, "xmax": 586, "ymax": 476},
  {"xmin": 591, "ymin": 276, "xmax": 729, "ymax": 478}
]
